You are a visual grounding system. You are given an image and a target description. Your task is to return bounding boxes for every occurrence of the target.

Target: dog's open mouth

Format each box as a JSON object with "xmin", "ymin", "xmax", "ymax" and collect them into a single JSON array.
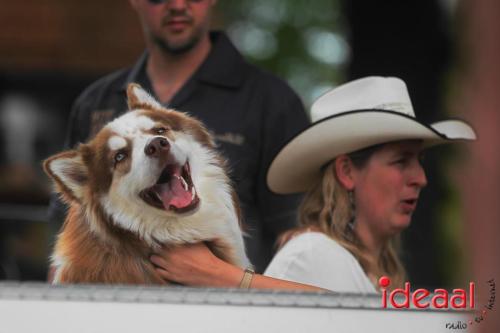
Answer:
[{"xmin": 140, "ymin": 161, "xmax": 200, "ymax": 213}]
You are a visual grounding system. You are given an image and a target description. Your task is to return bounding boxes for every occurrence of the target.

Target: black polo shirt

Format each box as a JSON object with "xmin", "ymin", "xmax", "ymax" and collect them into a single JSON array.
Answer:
[{"xmin": 48, "ymin": 31, "xmax": 309, "ymax": 272}]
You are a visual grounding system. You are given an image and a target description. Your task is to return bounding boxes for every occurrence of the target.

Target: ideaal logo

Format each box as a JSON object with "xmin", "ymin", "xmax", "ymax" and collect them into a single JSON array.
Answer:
[
  {"xmin": 379, "ymin": 276, "xmax": 475, "ymax": 309},
  {"xmin": 378, "ymin": 276, "xmax": 496, "ymax": 330}
]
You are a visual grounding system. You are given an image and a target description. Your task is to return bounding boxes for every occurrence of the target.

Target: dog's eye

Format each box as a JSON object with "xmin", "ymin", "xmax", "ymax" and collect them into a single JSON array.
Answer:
[
  {"xmin": 154, "ymin": 127, "xmax": 167, "ymax": 135},
  {"xmin": 114, "ymin": 152, "xmax": 127, "ymax": 163}
]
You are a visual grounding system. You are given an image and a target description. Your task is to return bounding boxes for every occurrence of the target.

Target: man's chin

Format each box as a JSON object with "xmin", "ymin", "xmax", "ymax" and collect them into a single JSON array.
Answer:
[{"xmin": 154, "ymin": 34, "xmax": 200, "ymax": 55}]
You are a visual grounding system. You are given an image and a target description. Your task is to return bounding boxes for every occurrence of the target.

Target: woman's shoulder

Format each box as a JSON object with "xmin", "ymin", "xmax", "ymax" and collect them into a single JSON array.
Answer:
[
  {"xmin": 265, "ymin": 231, "xmax": 377, "ymax": 293},
  {"xmin": 285, "ymin": 232, "xmax": 355, "ymax": 260}
]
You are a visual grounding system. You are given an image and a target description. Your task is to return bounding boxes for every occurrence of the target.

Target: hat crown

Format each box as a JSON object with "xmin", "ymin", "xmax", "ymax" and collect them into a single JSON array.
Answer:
[{"xmin": 311, "ymin": 76, "xmax": 415, "ymax": 122}]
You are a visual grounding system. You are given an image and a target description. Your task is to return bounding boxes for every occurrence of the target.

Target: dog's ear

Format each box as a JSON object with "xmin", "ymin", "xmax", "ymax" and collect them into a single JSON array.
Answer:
[
  {"xmin": 43, "ymin": 150, "xmax": 88, "ymax": 202},
  {"xmin": 127, "ymin": 83, "xmax": 163, "ymax": 110}
]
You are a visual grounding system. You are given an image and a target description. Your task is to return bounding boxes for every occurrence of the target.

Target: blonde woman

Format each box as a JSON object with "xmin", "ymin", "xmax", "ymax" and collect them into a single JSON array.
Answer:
[
  {"xmin": 150, "ymin": 77, "xmax": 475, "ymax": 292},
  {"xmin": 264, "ymin": 141, "xmax": 420, "ymax": 293}
]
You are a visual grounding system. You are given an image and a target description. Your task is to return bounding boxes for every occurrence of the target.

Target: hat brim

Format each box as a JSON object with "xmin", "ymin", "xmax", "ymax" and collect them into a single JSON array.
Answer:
[{"xmin": 267, "ymin": 110, "xmax": 476, "ymax": 194}]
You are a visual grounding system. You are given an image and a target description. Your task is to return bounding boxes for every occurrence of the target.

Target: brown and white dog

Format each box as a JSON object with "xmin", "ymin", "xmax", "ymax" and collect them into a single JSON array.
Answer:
[{"xmin": 44, "ymin": 84, "xmax": 250, "ymax": 284}]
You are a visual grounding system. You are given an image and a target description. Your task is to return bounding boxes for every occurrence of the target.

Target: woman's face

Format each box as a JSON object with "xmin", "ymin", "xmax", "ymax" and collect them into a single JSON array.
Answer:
[{"xmin": 351, "ymin": 141, "xmax": 427, "ymax": 237}]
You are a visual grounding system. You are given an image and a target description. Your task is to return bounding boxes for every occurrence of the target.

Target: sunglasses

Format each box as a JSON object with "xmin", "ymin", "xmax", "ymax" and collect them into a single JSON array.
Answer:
[{"xmin": 147, "ymin": 0, "xmax": 204, "ymax": 4}]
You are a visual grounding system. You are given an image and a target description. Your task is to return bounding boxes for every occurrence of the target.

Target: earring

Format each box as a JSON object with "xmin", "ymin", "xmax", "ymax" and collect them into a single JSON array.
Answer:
[{"xmin": 347, "ymin": 190, "xmax": 356, "ymax": 233}]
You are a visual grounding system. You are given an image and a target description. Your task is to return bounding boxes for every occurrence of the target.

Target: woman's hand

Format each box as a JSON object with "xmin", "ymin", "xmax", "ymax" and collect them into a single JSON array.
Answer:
[
  {"xmin": 150, "ymin": 242, "xmax": 243, "ymax": 287},
  {"xmin": 151, "ymin": 242, "xmax": 325, "ymax": 291}
]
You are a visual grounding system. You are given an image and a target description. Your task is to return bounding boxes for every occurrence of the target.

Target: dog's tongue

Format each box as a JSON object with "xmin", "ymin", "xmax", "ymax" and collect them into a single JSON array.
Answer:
[{"xmin": 154, "ymin": 170, "xmax": 192, "ymax": 210}]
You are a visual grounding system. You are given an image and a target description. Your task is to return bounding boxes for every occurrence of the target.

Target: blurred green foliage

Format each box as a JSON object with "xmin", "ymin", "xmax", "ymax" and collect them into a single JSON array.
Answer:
[{"xmin": 216, "ymin": 0, "xmax": 347, "ymax": 109}]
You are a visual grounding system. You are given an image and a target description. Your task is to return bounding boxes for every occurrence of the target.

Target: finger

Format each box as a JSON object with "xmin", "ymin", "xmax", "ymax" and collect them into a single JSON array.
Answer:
[
  {"xmin": 150, "ymin": 254, "xmax": 169, "ymax": 269},
  {"xmin": 155, "ymin": 267, "xmax": 173, "ymax": 281}
]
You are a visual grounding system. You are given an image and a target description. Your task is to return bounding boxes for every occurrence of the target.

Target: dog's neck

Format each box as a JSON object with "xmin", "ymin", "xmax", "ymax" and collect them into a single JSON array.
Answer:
[{"xmin": 76, "ymin": 203, "xmax": 154, "ymax": 254}]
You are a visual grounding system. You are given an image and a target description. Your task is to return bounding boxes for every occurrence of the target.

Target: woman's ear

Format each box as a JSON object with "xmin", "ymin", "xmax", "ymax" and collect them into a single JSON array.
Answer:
[{"xmin": 335, "ymin": 155, "xmax": 355, "ymax": 191}]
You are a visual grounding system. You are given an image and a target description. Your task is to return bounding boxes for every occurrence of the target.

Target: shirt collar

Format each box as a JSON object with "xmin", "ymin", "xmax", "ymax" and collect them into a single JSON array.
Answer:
[
  {"xmin": 196, "ymin": 31, "xmax": 246, "ymax": 88},
  {"xmin": 122, "ymin": 52, "xmax": 149, "ymax": 92}
]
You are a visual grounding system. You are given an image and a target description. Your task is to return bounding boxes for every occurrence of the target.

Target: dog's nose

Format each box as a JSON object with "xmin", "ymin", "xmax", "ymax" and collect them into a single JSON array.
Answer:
[{"xmin": 145, "ymin": 137, "xmax": 170, "ymax": 157}]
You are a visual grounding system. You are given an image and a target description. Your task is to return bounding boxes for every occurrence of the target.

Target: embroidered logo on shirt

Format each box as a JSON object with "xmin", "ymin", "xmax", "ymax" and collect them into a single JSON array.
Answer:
[{"xmin": 212, "ymin": 132, "xmax": 245, "ymax": 146}]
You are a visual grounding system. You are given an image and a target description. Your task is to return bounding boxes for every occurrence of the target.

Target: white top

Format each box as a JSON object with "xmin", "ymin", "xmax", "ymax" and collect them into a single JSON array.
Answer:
[{"xmin": 264, "ymin": 232, "xmax": 377, "ymax": 293}]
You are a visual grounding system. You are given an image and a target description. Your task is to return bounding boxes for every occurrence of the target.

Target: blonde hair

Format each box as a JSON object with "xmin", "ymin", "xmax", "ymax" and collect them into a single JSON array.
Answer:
[{"xmin": 292, "ymin": 154, "xmax": 407, "ymax": 290}]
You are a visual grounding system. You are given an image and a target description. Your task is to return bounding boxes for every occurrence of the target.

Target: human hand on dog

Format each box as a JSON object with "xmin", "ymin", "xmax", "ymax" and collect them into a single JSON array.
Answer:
[
  {"xmin": 150, "ymin": 242, "xmax": 325, "ymax": 291},
  {"xmin": 150, "ymin": 242, "xmax": 243, "ymax": 287}
]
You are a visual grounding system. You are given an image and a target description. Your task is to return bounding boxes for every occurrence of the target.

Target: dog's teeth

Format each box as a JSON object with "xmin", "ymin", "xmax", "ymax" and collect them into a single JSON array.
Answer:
[
  {"xmin": 191, "ymin": 187, "xmax": 196, "ymax": 200},
  {"xmin": 153, "ymin": 192, "xmax": 162, "ymax": 203},
  {"xmin": 180, "ymin": 176, "xmax": 189, "ymax": 191}
]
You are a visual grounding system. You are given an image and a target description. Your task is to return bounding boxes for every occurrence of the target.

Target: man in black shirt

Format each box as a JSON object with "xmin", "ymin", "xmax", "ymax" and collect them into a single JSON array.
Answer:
[{"xmin": 48, "ymin": 0, "xmax": 308, "ymax": 272}]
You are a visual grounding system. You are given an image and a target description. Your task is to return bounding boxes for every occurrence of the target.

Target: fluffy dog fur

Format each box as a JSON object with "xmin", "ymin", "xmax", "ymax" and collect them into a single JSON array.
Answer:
[{"xmin": 45, "ymin": 84, "xmax": 250, "ymax": 284}]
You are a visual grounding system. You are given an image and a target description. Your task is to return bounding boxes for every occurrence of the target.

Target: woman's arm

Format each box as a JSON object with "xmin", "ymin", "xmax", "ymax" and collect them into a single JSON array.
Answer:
[{"xmin": 150, "ymin": 242, "xmax": 324, "ymax": 291}]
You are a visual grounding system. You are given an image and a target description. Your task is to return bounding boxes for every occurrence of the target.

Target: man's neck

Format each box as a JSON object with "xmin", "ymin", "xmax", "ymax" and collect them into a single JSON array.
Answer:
[{"xmin": 146, "ymin": 34, "xmax": 212, "ymax": 104}]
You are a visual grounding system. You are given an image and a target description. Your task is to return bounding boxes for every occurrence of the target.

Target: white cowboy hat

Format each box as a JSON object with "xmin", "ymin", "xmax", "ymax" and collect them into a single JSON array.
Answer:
[{"xmin": 267, "ymin": 76, "xmax": 476, "ymax": 194}]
